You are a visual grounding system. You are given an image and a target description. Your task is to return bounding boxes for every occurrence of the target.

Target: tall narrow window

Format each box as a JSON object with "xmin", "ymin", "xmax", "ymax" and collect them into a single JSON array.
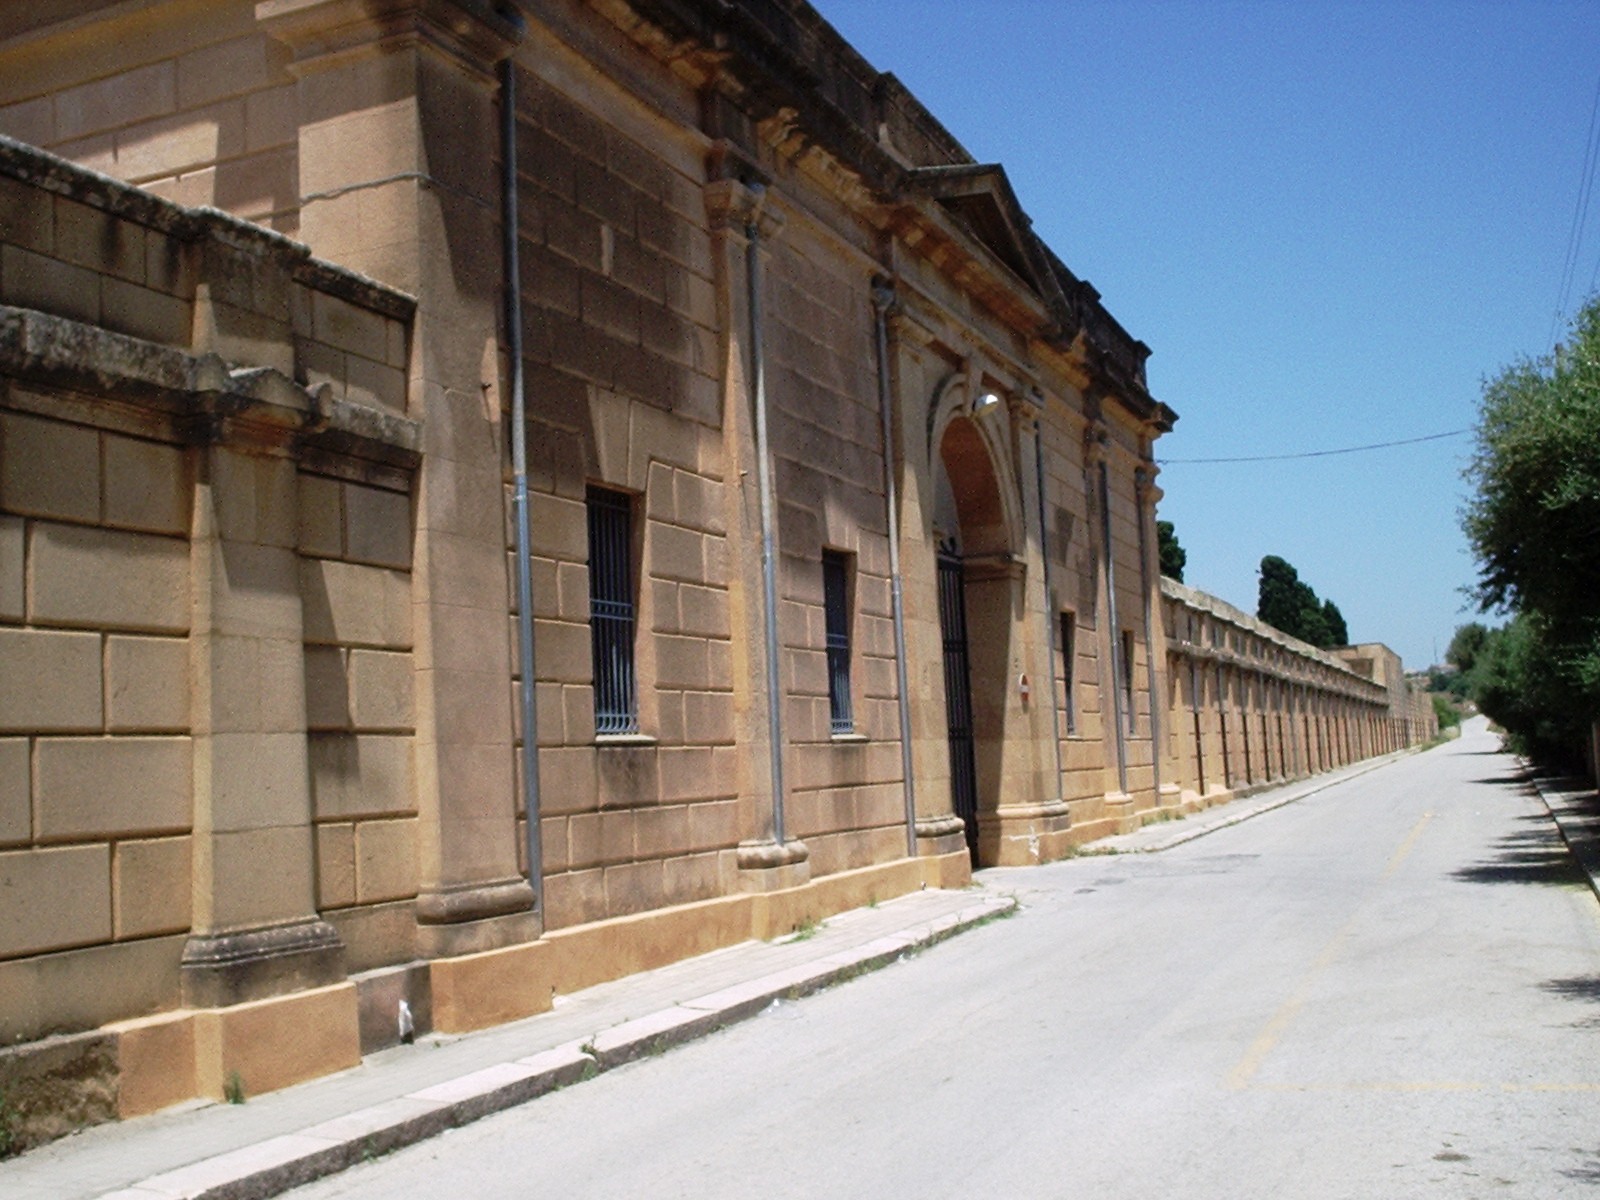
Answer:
[
  {"xmin": 1059, "ymin": 611, "xmax": 1076, "ymax": 733},
  {"xmin": 1121, "ymin": 629, "xmax": 1136, "ymax": 735},
  {"xmin": 822, "ymin": 550, "xmax": 853, "ymax": 735},
  {"xmin": 587, "ymin": 485, "xmax": 637, "ymax": 735}
]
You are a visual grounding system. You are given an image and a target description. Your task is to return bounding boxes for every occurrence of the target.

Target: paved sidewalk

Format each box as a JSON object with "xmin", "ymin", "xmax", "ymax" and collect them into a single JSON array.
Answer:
[
  {"xmin": 3, "ymin": 888, "xmax": 1012, "ymax": 1200},
  {"xmin": 1527, "ymin": 769, "xmax": 1600, "ymax": 903},
  {"xmin": 1089, "ymin": 743, "xmax": 1426, "ymax": 855}
]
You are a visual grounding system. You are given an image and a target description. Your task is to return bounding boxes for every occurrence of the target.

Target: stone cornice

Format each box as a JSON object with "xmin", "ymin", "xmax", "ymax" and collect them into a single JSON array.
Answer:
[
  {"xmin": 612, "ymin": 0, "xmax": 1173, "ymax": 430},
  {"xmin": 256, "ymin": 0, "xmax": 524, "ymax": 77},
  {"xmin": 703, "ymin": 175, "xmax": 785, "ymax": 240},
  {"xmin": 0, "ymin": 136, "xmax": 416, "ymax": 324},
  {"xmin": 0, "ymin": 305, "xmax": 421, "ymax": 469},
  {"xmin": 1161, "ymin": 576, "xmax": 1383, "ymax": 694}
]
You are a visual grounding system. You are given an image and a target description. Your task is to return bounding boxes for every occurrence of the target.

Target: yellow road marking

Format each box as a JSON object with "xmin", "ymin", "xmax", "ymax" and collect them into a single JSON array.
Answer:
[
  {"xmin": 1384, "ymin": 811, "xmax": 1434, "ymax": 877},
  {"xmin": 1227, "ymin": 812, "xmax": 1436, "ymax": 1091}
]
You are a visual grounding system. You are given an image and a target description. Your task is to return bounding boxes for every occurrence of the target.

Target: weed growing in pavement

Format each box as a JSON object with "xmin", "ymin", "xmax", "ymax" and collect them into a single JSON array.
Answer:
[
  {"xmin": 0, "ymin": 1090, "xmax": 18, "ymax": 1159},
  {"xmin": 1046, "ymin": 844, "xmax": 1120, "ymax": 862},
  {"xmin": 788, "ymin": 917, "xmax": 822, "ymax": 941},
  {"xmin": 223, "ymin": 1071, "xmax": 246, "ymax": 1105}
]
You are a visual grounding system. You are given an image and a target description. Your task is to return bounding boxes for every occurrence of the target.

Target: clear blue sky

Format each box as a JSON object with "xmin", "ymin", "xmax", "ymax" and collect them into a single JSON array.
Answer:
[{"xmin": 821, "ymin": 0, "xmax": 1600, "ymax": 669}]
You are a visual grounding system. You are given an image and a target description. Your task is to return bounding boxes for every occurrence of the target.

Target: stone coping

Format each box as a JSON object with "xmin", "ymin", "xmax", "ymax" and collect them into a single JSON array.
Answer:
[{"xmin": 0, "ymin": 135, "xmax": 415, "ymax": 322}]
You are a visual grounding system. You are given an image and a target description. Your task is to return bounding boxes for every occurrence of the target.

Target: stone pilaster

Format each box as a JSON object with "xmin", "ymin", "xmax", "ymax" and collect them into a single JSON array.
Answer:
[
  {"xmin": 705, "ymin": 166, "xmax": 809, "ymax": 891},
  {"xmin": 881, "ymin": 304, "xmax": 968, "ymax": 867},
  {"xmin": 183, "ymin": 431, "xmax": 342, "ymax": 1009},
  {"xmin": 261, "ymin": 0, "xmax": 536, "ymax": 957}
]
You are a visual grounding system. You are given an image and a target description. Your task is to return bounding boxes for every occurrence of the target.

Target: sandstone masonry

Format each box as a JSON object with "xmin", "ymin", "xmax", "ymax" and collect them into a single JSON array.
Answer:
[{"xmin": 0, "ymin": 0, "xmax": 1434, "ymax": 1150}]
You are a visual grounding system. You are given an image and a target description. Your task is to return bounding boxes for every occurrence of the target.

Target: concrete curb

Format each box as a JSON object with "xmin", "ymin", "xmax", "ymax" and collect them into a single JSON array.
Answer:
[
  {"xmin": 1525, "ymin": 771, "xmax": 1600, "ymax": 905},
  {"xmin": 97, "ymin": 894, "xmax": 1015, "ymax": 1200},
  {"xmin": 1120, "ymin": 746, "xmax": 1426, "ymax": 854}
]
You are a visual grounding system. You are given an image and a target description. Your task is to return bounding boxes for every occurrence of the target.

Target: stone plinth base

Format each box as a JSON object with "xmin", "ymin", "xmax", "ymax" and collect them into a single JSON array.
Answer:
[
  {"xmin": 113, "ymin": 1011, "xmax": 196, "ymax": 1118},
  {"xmin": 20, "ymin": 851, "xmax": 961, "ymax": 1140},
  {"xmin": 914, "ymin": 813, "xmax": 968, "ymax": 864},
  {"xmin": 978, "ymin": 802, "xmax": 1074, "ymax": 866},
  {"xmin": 736, "ymin": 838, "xmax": 811, "ymax": 893},
  {"xmin": 429, "ymin": 942, "xmax": 552, "ymax": 1034},
  {"xmin": 415, "ymin": 878, "xmax": 539, "ymax": 959},
  {"xmin": 194, "ymin": 982, "xmax": 361, "ymax": 1102},
  {"xmin": 917, "ymin": 846, "xmax": 972, "ymax": 891},
  {"xmin": 179, "ymin": 919, "xmax": 345, "ymax": 1010}
]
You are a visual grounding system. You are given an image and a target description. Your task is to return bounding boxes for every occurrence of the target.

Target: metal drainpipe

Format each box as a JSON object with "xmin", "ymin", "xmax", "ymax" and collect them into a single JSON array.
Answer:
[
  {"xmin": 1135, "ymin": 472, "xmax": 1160, "ymax": 802},
  {"xmin": 1033, "ymin": 418, "xmax": 1064, "ymax": 802},
  {"xmin": 1189, "ymin": 658, "xmax": 1205, "ymax": 794},
  {"xmin": 500, "ymin": 58, "xmax": 542, "ymax": 914},
  {"xmin": 872, "ymin": 281, "xmax": 918, "ymax": 858},
  {"xmin": 745, "ymin": 189, "xmax": 786, "ymax": 846},
  {"xmin": 1098, "ymin": 459, "xmax": 1128, "ymax": 795}
]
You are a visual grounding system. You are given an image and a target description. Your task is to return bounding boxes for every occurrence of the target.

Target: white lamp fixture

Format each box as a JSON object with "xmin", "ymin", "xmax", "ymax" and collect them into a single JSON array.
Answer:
[{"xmin": 971, "ymin": 391, "xmax": 1003, "ymax": 418}]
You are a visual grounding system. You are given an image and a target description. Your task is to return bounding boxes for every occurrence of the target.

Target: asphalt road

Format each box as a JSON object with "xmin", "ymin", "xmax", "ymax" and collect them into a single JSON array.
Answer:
[{"xmin": 293, "ymin": 718, "xmax": 1600, "ymax": 1198}]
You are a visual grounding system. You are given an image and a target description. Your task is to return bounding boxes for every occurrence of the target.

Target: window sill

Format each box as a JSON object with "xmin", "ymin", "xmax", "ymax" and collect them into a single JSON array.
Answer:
[
  {"xmin": 594, "ymin": 733, "xmax": 657, "ymax": 748},
  {"xmin": 830, "ymin": 732, "xmax": 870, "ymax": 744}
]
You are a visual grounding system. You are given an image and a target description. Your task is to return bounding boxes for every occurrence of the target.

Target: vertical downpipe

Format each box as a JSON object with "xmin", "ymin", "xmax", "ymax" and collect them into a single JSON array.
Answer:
[
  {"xmin": 1099, "ymin": 460, "xmax": 1128, "ymax": 795},
  {"xmin": 872, "ymin": 282, "xmax": 918, "ymax": 858},
  {"xmin": 746, "ymin": 192, "xmax": 786, "ymax": 846},
  {"xmin": 1033, "ymin": 418, "xmax": 1065, "ymax": 801},
  {"xmin": 501, "ymin": 59, "xmax": 543, "ymax": 915},
  {"xmin": 1189, "ymin": 658, "xmax": 1205, "ymax": 794},
  {"xmin": 1135, "ymin": 470, "xmax": 1160, "ymax": 802}
]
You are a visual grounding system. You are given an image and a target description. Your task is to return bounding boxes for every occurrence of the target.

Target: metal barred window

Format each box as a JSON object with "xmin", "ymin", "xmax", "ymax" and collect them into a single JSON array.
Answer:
[
  {"xmin": 586, "ymin": 486, "xmax": 637, "ymax": 735},
  {"xmin": 822, "ymin": 550, "xmax": 853, "ymax": 735},
  {"xmin": 1060, "ymin": 612, "xmax": 1076, "ymax": 733}
]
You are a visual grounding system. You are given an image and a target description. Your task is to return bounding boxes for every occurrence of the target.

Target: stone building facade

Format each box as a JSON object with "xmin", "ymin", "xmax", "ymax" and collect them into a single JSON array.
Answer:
[{"xmin": 0, "ymin": 0, "xmax": 1432, "ymax": 1144}]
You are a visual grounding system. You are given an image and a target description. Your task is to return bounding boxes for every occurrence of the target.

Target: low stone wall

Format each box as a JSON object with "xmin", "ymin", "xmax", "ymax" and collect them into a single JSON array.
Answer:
[{"xmin": 1160, "ymin": 579, "xmax": 1403, "ymax": 810}]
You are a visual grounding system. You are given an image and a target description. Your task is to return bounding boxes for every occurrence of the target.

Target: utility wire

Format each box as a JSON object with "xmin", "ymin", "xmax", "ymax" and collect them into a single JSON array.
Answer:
[
  {"xmin": 1158, "ymin": 428, "xmax": 1469, "ymax": 465},
  {"xmin": 1551, "ymin": 72, "xmax": 1600, "ymax": 351}
]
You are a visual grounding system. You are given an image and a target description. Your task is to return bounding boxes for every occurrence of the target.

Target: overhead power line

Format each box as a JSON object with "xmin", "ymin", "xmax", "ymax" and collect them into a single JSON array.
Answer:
[
  {"xmin": 1550, "ymin": 72, "xmax": 1600, "ymax": 351},
  {"xmin": 1157, "ymin": 428, "xmax": 1470, "ymax": 465}
]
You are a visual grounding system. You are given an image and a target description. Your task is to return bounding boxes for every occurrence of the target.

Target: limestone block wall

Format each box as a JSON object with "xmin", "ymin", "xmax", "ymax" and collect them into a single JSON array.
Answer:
[
  {"xmin": 0, "ymin": 136, "xmax": 418, "ymax": 1050},
  {"xmin": 1160, "ymin": 579, "xmax": 1404, "ymax": 809},
  {"xmin": 504, "ymin": 47, "xmax": 741, "ymax": 930},
  {"xmin": 1038, "ymin": 408, "xmax": 1109, "ymax": 806},
  {"xmin": 300, "ymin": 471, "xmax": 417, "ymax": 973},
  {"xmin": 0, "ymin": 406, "xmax": 194, "ymax": 1043},
  {"xmin": 1103, "ymin": 438, "xmax": 1155, "ymax": 797},
  {"xmin": 765, "ymin": 216, "xmax": 906, "ymax": 878},
  {"xmin": 0, "ymin": 0, "xmax": 299, "ymax": 233}
]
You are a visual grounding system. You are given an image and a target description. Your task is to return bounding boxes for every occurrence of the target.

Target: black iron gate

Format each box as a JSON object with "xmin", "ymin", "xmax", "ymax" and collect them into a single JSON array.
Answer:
[{"xmin": 937, "ymin": 546, "xmax": 979, "ymax": 862}]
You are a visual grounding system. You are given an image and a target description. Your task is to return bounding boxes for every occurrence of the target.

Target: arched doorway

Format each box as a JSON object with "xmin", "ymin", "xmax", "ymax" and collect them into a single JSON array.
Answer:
[{"xmin": 931, "ymin": 394, "xmax": 1019, "ymax": 865}]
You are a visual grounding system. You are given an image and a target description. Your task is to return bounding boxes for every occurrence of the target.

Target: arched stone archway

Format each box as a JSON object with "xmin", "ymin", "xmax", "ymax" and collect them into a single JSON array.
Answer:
[{"xmin": 928, "ymin": 382, "xmax": 1026, "ymax": 864}]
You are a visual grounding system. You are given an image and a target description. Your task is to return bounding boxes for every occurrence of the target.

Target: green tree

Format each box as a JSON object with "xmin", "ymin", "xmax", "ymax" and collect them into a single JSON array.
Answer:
[
  {"xmin": 1463, "ymin": 296, "xmax": 1600, "ymax": 769},
  {"xmin": 1257, "ymin": 555, "xmax": 1344, "ymax": 649},
  {"xmin": 1157, "ymin": 520, "xmax": 1186, "ymax": 582},
  {"xmin": 1471, "ymin": 615, "xmax": 1593, "ymax": 767},
  {"xmin": 1295, "ymin": 590, "xmax": 1333, "ymax": 648},
  {"xmin": 1257, "ymin": 555, "xmax": 1303, "ymax": 634},
  {"xmin": 1431, "ymin": 692, "xmax": 1462, "ymax": 731},
  {"xmin": 1322, "ymin": 599, "xmax": 1349, "ymax": 648},
  {"xmin": 1446, "ymin": 622, "xmax": 1490, "ymax": 677}
]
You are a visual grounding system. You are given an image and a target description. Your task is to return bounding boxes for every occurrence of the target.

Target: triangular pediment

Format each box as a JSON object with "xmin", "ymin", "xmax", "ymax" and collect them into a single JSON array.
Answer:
[{"xmin": 904, "ymin": 165, "xmax": 1047, "ymax": 293}]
